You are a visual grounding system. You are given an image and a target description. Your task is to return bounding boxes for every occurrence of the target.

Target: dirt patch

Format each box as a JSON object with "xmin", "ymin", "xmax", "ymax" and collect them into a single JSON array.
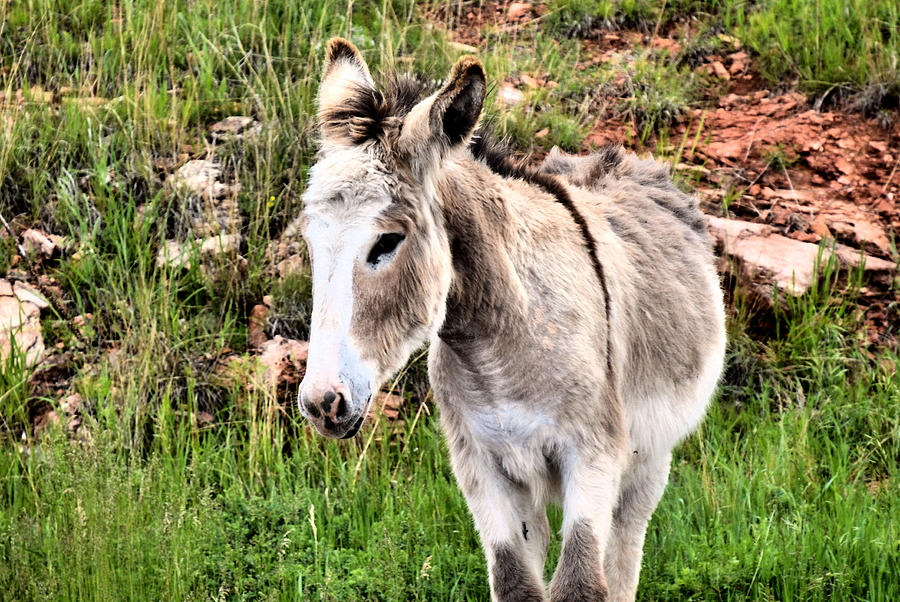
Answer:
[
  {"xmin": 672, "ymin": 81, "xmax": 899, "ymax": 347},
  {"xmin": 683, "ymin": 93, "xmax": 899, "ymax": 249},
  {"xmin": 426, "ymin": 1, "xmax": 549, "ymax": 48}
]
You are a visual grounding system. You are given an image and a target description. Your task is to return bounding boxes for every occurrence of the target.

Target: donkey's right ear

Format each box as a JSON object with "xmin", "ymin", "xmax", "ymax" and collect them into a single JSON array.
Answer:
[{"xmin": 317, "ymin": 38, "xmax": 375, "ymax": 138}]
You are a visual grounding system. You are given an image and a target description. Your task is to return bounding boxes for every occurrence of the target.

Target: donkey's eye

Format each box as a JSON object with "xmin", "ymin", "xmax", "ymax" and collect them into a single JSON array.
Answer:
[{"xmin": 366, "ymin": 233, "xmax": 405, "ymax": 266}]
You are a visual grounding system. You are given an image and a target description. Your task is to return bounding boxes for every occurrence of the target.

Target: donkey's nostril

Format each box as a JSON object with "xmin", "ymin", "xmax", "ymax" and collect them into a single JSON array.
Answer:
[
  {"xmin": 301, "ymin": 393, "xmax": 322, "ymax": 418},
  {"xmin": 336, "ymin": 393, "xmax": 348, "ymax": 419},
  {"xmin": 321, "ymin": 390, "xmax": 336, "ymax": 413}
]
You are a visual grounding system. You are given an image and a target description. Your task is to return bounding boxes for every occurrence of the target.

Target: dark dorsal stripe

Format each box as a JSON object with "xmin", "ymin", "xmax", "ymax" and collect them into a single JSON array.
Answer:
[
  {"xmin": 528, "ymin": 171, "xmax": 615, "ymax": 377},
  {"xmin": 468, "ymin": 133, "xmax": 615, "ymax": 378}
]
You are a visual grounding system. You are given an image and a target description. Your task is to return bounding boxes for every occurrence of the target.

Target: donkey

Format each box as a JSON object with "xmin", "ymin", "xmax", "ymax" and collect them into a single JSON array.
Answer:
[{"xmin": 296, "ymin": 38, "xmax": 726, "ymax": 601}]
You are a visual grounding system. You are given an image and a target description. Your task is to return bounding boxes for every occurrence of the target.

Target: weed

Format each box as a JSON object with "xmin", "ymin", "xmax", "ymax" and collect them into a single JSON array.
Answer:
[{"xmin": 618, "ymin": 51, "xmax": 701, "ymax": 141}]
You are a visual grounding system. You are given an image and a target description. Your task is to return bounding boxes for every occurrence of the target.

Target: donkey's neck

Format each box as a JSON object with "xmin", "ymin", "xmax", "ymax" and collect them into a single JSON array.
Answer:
[{"xmin": 434, "ymin": 158, "xmax": 529, "ymax": 351}]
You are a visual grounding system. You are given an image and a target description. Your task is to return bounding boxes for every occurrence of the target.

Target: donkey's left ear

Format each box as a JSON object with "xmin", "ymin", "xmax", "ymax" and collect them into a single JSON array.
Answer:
[
  {"xmin": 401, "ymin": 57, "xmax": 486, "ymax": 154},
  {"xmin": 432, "ymin": 57, "xmax": 486, "ymax": 146}
]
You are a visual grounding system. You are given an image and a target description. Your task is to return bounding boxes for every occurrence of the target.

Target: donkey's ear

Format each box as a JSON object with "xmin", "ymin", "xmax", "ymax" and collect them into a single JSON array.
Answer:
[
  {"xmin": 317, "ymin": 38, "xmax": 376, "ymax": 141},
  {"xmin": 432, "ymin": 57, "xmax": 486, "ymax": 146},
  {"xmin": 401, "ymin": 57, "xmax": 486, "ymax": 155}
]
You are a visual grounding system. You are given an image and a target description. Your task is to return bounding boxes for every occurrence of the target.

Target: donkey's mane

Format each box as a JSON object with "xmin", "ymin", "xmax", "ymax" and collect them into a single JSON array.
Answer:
[{"xmin": 319, "ymin": 74, "xmax": 428, "ymax": 144}]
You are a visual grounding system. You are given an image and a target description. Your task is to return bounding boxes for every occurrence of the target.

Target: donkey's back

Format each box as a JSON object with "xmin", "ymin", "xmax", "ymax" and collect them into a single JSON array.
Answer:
[{"xmin": 541, "ymin": 145, "xmax": 726, "ymax": 456}]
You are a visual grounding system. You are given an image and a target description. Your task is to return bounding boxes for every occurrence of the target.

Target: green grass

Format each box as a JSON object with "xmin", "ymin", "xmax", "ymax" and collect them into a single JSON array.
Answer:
[
  {"xmin": 546, "ymin": 0, "xmax": 725, "ymax": 32},
  {"xmin": 2, "ymin": 0, "xmax": 900, "ymax": 600},
  {"xmin": 544, "ymin": 0, "xmax": 899, "ymax": 107},
  {"xmin": 2, "ymin": 293, "xmax": 898, "ymax": 600},
  {"xmin": 725, "ymin": 0, "xmax": 900, "ymax": 100}
]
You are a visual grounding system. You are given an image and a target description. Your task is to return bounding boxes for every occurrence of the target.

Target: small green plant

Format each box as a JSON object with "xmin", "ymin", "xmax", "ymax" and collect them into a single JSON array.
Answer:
[
  {"xmin": 761, "ymin": 145, "xmax": 800, "ymax": 173},
  {"xmin": 619, "ymin": 51, "xmax": 701, "ymax": 141}
]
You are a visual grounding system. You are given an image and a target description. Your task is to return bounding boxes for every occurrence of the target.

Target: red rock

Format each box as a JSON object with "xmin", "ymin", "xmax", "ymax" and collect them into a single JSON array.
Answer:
[
  {"xmin": 507, "ymin": 2, "xmax": 530, "ymax": 19},
  {"xmin": 769, "ymin": 188, "xmax": 817, "ymax": 202},
  {"xmin": 199, "ymin": 233, "xmax": 242, "ymax": 257},
  {"xmin": 650, "ymin": 37, "xmax": 681, "ymax": 54},
  {"xmin": 371, "ymin": 392, "xmax": 405, "ymax": 420},
  {"xmin": 34, "ymin": 410, "xmax": 60, "ymax": 437},
  {"xmin": 13, "ymin": 282, "xmax": 49, "ymax": 309},
  {"xmin": 708, "ymin": 217, "xmax": 895, "ymax": 304},
  {"xmin": 258, "ymin": 336, "xmax": 309, "ymax": 389},
  {"xmin": 827, "ymin": 217, "xmax": 892, "ymax": 256},
  {"xmin": 719, "ymin": 93, "xmax": 744, "ymax": 108},
  {"xmin": 72, "ymin": 313, "xmax": 93, "ymax": 328},
  {"xmin": 168, "ymin": 159, "xmax": 231, "ymax": 201},
  {"xmin": 728, "ymin": 59, "xmax": 746, "ymax": 75},
  {"xmin": 157, "ymin": 240, "xmax": 192, "ymax": 269},
  {"xmin": 810, "ymin": 215, "xmax": 831, "ymax": 238},
  {"xmin": 520, "ymin": 73, "xmax": 541, "ymax": 88},
  {"xmin": 1, "ymin": 279, "xmax": 46, "ymax": 367},
  {"xmin": 22, "ymin": 229, "xmax": 61, "ymax": 257},
  {"xmin": 248, "ymin": 304, "xmax": 270, "ymax": 349},
  {"xmin": 874, "ymin": 199, "xmax": 893, "ymax": 214},
  {"xmin": 209, "ymin": 116, "xmax": 257, "ymax": 138},
  {"xmin": 497, "ymin": 83, "xmax": 526, "ymax": 107},
  {"xmin": 707, "ymin": 139, "xmax": 746, "ymax": 160},
  {"xmin": 793, "ymin": 232, "xmax": 820, "ymax": 243}
]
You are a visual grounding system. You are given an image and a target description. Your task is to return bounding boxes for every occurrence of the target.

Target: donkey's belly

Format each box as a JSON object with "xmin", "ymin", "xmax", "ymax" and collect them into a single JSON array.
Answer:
[{"xmin": 617, "ymin": 264, "xmax": 728, "ymax": 457}]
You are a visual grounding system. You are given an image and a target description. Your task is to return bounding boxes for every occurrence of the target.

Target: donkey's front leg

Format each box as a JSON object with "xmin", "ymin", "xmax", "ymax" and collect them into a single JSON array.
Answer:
[
  {"xmin": 549, "ymin": 450, "xmax": 625, "ymax": 602},
  {"xmin": 446, "ymin": 435, "xmax": 548, "ymax": 601}
]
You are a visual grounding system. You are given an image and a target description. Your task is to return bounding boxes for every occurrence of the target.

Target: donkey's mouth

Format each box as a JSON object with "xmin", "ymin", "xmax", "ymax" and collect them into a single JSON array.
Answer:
[
  {"xmin": 340, "ymin": 413, "xmax": 366, "ymax": 439},
  {"xmin": 339, "ymin": 395, "xmax": 372, "ymax": 439}
]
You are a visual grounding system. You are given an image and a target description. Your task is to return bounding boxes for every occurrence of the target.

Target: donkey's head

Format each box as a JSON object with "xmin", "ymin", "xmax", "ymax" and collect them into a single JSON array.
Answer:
[{"xmin": 297, "ymin": 38, "xmax": 486, "ymax": 438}]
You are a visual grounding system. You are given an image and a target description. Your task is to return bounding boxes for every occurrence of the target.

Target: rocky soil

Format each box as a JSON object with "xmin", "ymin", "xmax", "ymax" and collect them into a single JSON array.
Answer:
[{"xmin": 431, "ymin": 0, "xmax": 899, "ymax": 347}]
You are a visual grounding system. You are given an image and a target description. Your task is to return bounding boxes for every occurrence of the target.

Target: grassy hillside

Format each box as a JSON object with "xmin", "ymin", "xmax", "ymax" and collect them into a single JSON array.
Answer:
[{"xmin": 1, "ymin": 1, "xmax": 899, "ymax": 600}]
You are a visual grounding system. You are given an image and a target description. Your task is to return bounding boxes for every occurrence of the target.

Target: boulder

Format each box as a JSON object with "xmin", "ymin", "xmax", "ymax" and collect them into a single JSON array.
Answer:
[
  {"xmin": 0, "ymin": 279, "xmax": 47, "ymax": 367},
  {"xmin": 708, "ymin": 217, "xmax": 896, "ymax": 308}
]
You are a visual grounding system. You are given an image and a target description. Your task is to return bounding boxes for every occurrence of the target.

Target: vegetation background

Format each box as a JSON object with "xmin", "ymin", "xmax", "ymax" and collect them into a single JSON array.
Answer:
[{"xmin": 1, "ymin": 0, "xmax": 898, "ymax": 600}]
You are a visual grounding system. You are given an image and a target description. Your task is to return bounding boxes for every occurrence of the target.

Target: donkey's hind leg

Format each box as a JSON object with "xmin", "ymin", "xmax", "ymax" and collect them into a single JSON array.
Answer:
[{"xmin": 603, "ymin": 451, "xmax": 672, "ymax": 602}]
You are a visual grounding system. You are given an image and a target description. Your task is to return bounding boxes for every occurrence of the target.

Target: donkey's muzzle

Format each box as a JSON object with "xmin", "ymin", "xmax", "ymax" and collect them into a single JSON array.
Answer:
[{"xmin": 300, "ymin": 386, "xmax": 364, "ymax": 438}]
